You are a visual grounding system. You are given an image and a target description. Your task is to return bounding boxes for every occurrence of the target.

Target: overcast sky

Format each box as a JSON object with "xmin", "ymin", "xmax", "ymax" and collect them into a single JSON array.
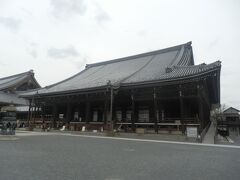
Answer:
[{"xmin": 0, "ymin": 0, "xmax": 239, "ymax": 109}]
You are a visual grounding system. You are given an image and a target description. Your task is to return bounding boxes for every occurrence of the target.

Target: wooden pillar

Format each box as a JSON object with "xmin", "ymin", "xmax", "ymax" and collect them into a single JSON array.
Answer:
[
  {"xmin": 197, "ymin": 84, "xmax": 204, "ymax": 132},
  {"xmin": 66, "ymin": 103, "xmax": 72, "ymax": 123},
  {"xmin": 131, "ymin": 91, "xmax": 136, "ymax": 132},
  {"xmin": 179, "ymin": 85, "xmax": 185, "ymax": 134},
  {"xmin": 109, "ymin": 86, "xmax": 114, "ymax": 130},
  {"xmin": 103, "ymin": 96, "xmax": 108, "ymax": 125},
  {"xmin": 41, "ymin": 105, "xmax": 45, "ymax": 128},
  {"xmin": 112, "ymin": 100, "xmax": 116, "ymax": 127},
  {"xmin": 27, "ymin": 99, "xmax": 32, "ymax": 127},
  {"xmin": 85, "ymin": 101, "xmax": 90, "ymax": 123},
  {"xmin": 52, "ymin": 104, "xmax": 57, "ymax": 128},
  {"xmin": 198, "ymin": 98, "xmax": 204, "ymax": 131},
  {"xmin": 153, "ymin": 88, "xmax": 159, "ymax": 133},
  {"xmin": 159, "ymin": 104, "xmax": 164, "ymax": 121},
  {"xmin": 33, "ymin": 106, "xmax": 36, "ymax": 126},
  {"xmin": 122, "ymin": 106, "xmax": 127, "ymax": 122},
  {"xmin": 77, "ymin": 103, "xmax": 81, "ymax": 122}
]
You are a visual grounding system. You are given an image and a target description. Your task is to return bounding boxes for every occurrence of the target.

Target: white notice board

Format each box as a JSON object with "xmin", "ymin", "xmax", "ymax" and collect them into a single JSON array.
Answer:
[{"xmin": 186, "ymin": 127, "xmax": 198, "ymax": 138}]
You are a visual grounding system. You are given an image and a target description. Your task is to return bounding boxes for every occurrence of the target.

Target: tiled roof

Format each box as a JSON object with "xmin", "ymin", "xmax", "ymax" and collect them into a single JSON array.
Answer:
[
  {"xmin": 0, "ymin": 70, "xmax": 40, "ymax": 91},
  {"xmin": 223, "ymin": 107, "xmax": 240, "ymax": 114},
  {"xmin": 122, "ymin": 61, "xmax": 221, "ymax": 86},
  {"xmin": 0, "ymin": 91, "xmax": 28, "ymax": 105},
  {"xmin": 20, "ymin": 42, "xmax": 221, "ymax": 96}
]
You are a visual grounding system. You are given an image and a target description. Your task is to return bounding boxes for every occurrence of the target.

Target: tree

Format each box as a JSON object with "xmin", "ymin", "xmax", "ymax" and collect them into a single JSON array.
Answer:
[{"xmin": 211, "ymin": 104, "xmax": 227, "ymax": 127}]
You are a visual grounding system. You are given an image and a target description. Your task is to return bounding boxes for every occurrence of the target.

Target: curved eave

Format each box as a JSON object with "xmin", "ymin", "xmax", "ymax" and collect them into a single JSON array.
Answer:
[
  {"xmin": 20, "ymin": 85, "xmax": 109, "ymax": 98},
  {"xmin": 120, "ymin": 65, "xmax": 221, "ymax": 89},
  {"xmin": 22, "ymin": 64, "xmax": 221, "ymax": 99}
]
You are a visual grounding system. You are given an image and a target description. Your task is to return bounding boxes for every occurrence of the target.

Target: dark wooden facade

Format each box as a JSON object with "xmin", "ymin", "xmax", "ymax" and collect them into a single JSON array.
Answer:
[{"xmin": 29, "ymin": 77, "xmax": 217, "ymax": 134}]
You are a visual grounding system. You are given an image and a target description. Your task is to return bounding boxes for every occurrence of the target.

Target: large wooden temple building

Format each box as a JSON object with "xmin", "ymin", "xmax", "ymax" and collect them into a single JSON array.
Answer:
[{"xmin": 21, "ymin": 42, "xmax": 221, "ymax": 135}]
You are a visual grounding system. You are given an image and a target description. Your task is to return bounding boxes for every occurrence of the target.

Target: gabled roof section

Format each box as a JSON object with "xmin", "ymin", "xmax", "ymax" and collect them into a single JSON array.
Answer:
[
  {"xmin": 20, "ymin": 42, "xmax": 221, "ymax": 97},
  {"xmin": 0, "ymin": 70, "xmax": 41, "ymax": 91},
  {"xmin": 223, "ymin": 107, "xmax": 240, "ymax": 114},
  {"xmin": 85, "ymin": 41, "xmax": 194, "ymax": 68}
]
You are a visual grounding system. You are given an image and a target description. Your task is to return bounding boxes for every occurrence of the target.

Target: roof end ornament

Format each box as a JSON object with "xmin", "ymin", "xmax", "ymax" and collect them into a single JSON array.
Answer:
[{"xmin": 165, "ymin": 67, "xmax": 173, "ymax": 73}]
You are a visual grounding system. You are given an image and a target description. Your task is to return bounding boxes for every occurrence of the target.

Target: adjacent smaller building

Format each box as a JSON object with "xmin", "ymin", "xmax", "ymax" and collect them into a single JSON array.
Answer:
[
  {"xmin": 0, "ymin": 70, "xmax": 41, "ymax": 126},
  {"xmin": 220, "ymin": 107, "xmax": 240, "ymax": 135}
]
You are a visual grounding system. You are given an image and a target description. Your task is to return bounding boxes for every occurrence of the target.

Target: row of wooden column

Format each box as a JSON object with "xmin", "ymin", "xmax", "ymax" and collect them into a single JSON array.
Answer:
[
  {"xmin": 28, "ymin": 99, "xmax": 42, "ymax": 127},
  {"xmin": 46, "ymin": 84, "xmax": 202, "ymax": 133}
]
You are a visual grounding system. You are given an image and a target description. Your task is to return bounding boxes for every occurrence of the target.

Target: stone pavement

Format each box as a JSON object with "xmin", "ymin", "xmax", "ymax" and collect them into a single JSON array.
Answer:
[
  {"xmin": 202, "ymin": 122, "xmax": 215, "ymax": 144},
  {"xmin": 15, "ymin": 129, "xmax": 198, "ymax": 143},
  {"xmin": 1, "ymin": 133, "xmax": 240, "ymax": 180},
  {"xmin": 0, "ymin": 135, "xmax": 19, "ymax": 141}
]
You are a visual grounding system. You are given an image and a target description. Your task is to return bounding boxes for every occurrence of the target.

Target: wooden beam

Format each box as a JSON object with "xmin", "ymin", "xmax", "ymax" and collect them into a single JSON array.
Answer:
[
  {"xmin": 33, "ymin": 106, "xmax": 36, "ymax": 126},
  {"xmin": 103, "ymin": 96, "xmax": 108, "ymax": 125},
  {"xmin": 109, "ymin": 86, "xmax": 113, "ymax": 130},
  {"xmin": 131, "ymin": 91, "xmax": 136, "ymax": 132},
  {"xmin": 66, "ymin": 103, "xmax": 71, "ymax": 123},
  {"xmin": 85, "ymin": 101, "xmax": 90, "ymax": 123},
  {"xmin": 197, "ymin": 84, "xmax": 204, "ymax": 132},
  {"xmin": 179, "ymin": 85, "xmax": 185, "ymax": 134},
  {"xmin": 52, "ymin": 104, "xmax": 57, "ymax": 128},
  {"xmin": 27, "ymin": 99, "xmax": 32, "ymax": 127},
  {"xmin": 153, "ymin": 88, "xmax": 158, "ymax": 133}
]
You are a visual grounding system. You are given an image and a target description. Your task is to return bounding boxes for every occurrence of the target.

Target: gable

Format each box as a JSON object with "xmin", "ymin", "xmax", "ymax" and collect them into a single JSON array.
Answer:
[
  {"xmin": 0, "ymin": 70, "xmax": 41, "ymax": 92},
  {"xmin": 223, "ymin": 107, "xmax": 240, "ymax": 114}
]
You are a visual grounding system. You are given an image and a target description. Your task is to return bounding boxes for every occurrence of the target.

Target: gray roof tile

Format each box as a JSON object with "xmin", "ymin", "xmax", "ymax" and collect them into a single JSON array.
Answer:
[
  {"xmin": 0, "ymin": 70, "xmax": 40, "ymax": 90},
  {"xmin": 0, "ymin": 91, "xmax": 28, "ymax": 105},
  {"xmin": 20, "ymin": 42, "xmax": 221, "ymax": 96}
]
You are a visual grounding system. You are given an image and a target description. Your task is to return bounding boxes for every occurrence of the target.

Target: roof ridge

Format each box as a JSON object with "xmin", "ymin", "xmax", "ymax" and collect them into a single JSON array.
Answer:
[
  {"xmin": 0, "ymin": 70, "xmax": 34, "ymax": 81},
  {"xmin": 86, "ymin": 41, "xmax": 192, "ymax": 68},
  {"xmin": 223, "ymin": 107, "xmax": 240, "ymax": 112},
  {"xmin": 0, "ymin": 73, "xmax": 30, "ymax": 89},
  {"xmin": 172, "ymin": 61, "xmax": 221, "ymax": 69}
]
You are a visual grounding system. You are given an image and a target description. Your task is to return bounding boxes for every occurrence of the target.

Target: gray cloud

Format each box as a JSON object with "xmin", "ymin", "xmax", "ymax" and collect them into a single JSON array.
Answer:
[
  {"xmin": 26, "ymin": 42, "xmax": 38, "ymax": 59},
  {"xmin": 136, "ymin": 30, "xmax": 147, "ymax": 37},
  {"xmin": 47, "ymin": 46, "xmax": 80, "ymax": 59},
  {"xmin": 0, "ymin": 62, "xmax": 6, "ymax": 66},
  {"xmin": 21, "ymin": 8, "xmax": 33, "ymax": 17},
  {"xmin": 71, "ymin": 55, "xmax": 88, "ymax": 69},
  {"xmin": 28, "ymin": 50, "xmax": 38, "ymax": 59},
  {"xmin": 94, "ymin": 3, "xmax": 110, "ymax": 24},
  {"xmin": 0, "ymin": 17, "xmax": 22, "ymax": 32},
  {"xmin": 50, "ymin": 0, "xmax": 87, "ymax": 19},
  {"xmin": 208, "ymin": 39, "xmax": 219, "ymax": 49}
]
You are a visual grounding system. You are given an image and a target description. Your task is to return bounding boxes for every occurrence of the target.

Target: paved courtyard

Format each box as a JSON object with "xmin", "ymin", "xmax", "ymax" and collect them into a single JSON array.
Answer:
[{"xmin": 0, "ymin": 132, "xmax": 240, "ymax": 180}]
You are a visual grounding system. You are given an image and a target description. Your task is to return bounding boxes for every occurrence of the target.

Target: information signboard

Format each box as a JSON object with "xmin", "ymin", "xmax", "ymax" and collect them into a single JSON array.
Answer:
[{"xmin": 186, "ymin": 127, "xmax": 198, "ymax": 138}]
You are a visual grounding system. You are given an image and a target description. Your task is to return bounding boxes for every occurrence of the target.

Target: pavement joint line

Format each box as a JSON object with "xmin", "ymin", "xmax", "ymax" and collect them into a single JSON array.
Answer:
[
  {"xmin": 0, "ymin": 137, "xmax": 19, "ymax": 141},
  {"xmin": 57, "ymin": 133, "xmax": 240, "ymax": 149},
  {"xmin": 15, "ymin": 130, "xmax": 240, "ymax": 149}
]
